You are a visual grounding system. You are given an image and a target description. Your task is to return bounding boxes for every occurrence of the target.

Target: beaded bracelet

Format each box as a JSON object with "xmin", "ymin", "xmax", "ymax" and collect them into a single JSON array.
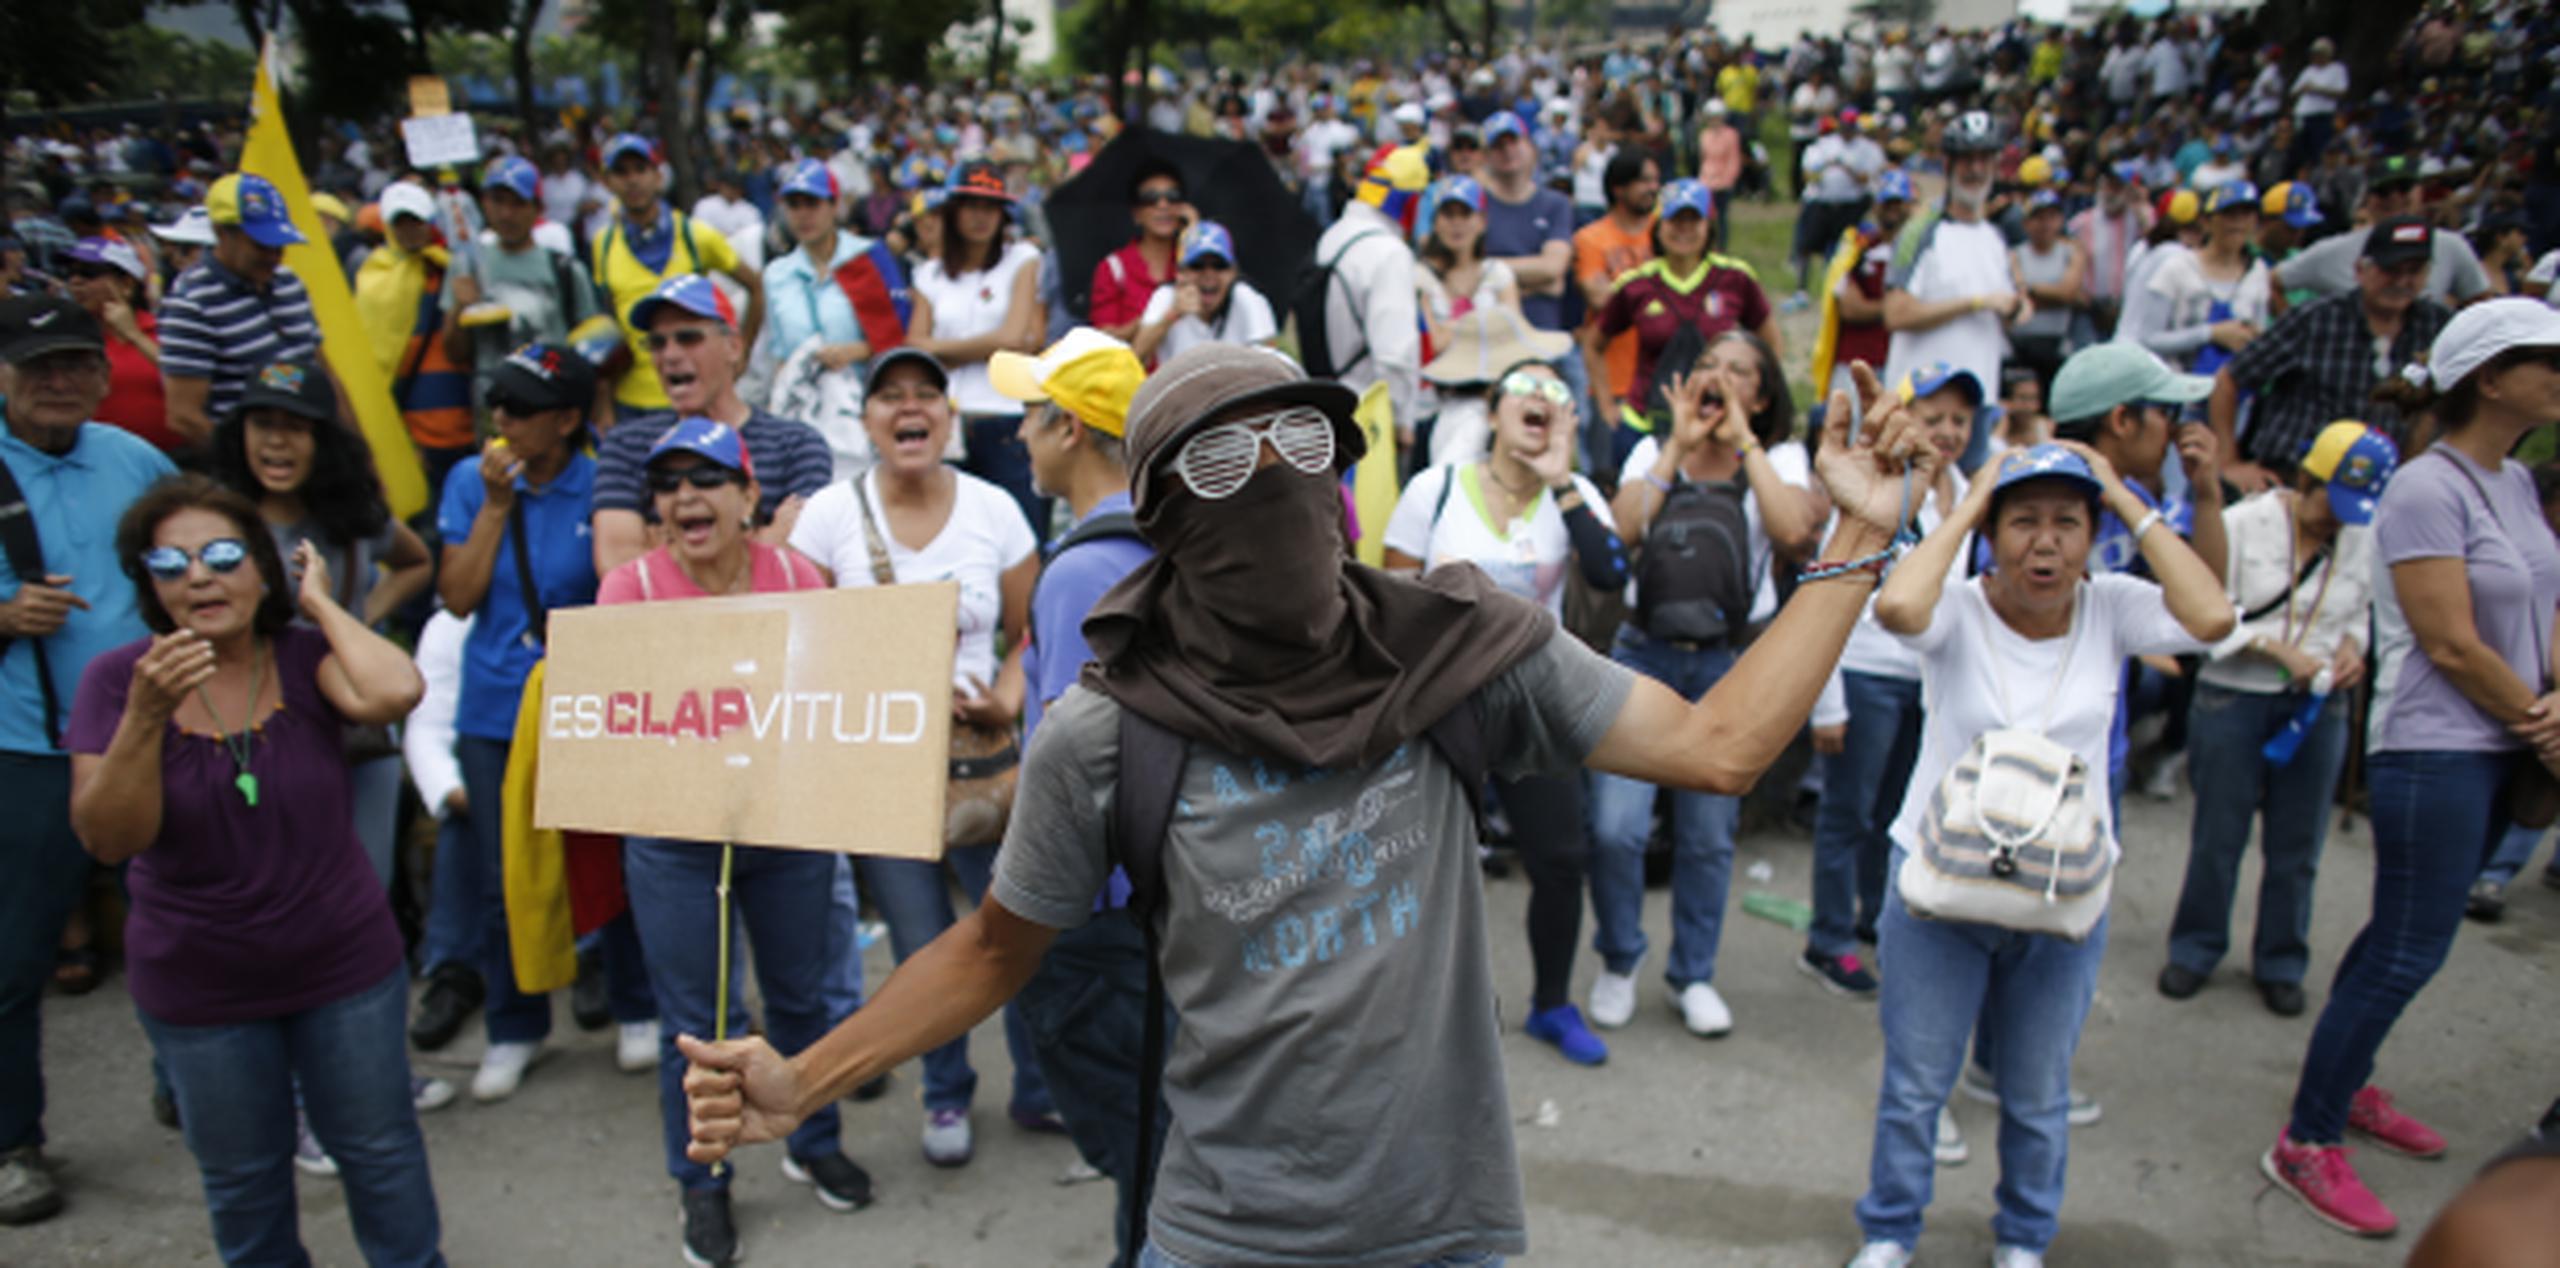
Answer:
[{"xmin": 1799, "ymin": 548, "xmax": 1896, "ymax": 582}]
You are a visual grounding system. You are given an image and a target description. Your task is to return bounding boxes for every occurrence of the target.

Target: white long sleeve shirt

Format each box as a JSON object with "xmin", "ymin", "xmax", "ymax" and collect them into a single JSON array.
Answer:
[
  {"xmin": 2200, "ymin": 491, "xmax": 2374, "ymax": 694},
  {"xmin": 1318, "ymin": 201, "xmax": 1423, "ymax": 435},
  {"xmin": 403, "ymin": 610, "xmax": 472, "ymax": 818}
]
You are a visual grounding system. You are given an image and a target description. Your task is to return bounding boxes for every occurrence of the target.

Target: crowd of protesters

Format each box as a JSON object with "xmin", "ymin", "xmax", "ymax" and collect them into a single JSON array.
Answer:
[{"xmin": 4, "ymin": 3, "xmax": 2560, "ymax": 1266}]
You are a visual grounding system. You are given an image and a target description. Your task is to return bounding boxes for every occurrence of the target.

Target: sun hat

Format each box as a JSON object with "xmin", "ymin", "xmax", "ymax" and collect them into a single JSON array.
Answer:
[{"xmin": 1421, "ymin": 308, "xmax": 1574, "ymax": 386}]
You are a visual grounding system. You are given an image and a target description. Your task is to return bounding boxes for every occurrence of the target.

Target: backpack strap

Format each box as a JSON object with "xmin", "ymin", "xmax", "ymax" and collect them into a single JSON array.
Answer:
[
  {"xmin": 0, "ymin": 456, "xmax": 62, "ymax": 748},
  {"xmin": 1325, "ymin": 229, "xmax": 1387, "ymax": 376},
  {"xmin": 1108, "ymin": 704, "xmax": 1189, "ymax": 1265}
]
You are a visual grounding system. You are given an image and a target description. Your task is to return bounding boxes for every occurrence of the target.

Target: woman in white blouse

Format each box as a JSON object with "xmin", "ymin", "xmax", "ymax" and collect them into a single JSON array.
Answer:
[
  {"xmin": 2123, "ymin": 181, "xmax": 2270, "ymax": 378},
  {"xmin": 2161, "ymin": 421, "xmax": 2391, "ymax": 1015},
  {"xmin": 907, "ymin": 160, "xmax": 1050, "ymax": 542}
]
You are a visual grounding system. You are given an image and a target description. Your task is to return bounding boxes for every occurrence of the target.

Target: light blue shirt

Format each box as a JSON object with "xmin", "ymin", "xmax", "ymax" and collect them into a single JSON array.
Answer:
[
  {"xmin": 762, "ymin": 230, "xmax": 876, "ymax": 374},
  {"xmin": 0, "ymin": 421, "xmax": 178, "ymax": 755}
]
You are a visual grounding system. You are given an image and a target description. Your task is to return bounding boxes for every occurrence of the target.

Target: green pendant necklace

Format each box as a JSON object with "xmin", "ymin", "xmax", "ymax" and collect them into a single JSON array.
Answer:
[{"xmin": 196, "ymin": 644, "xmax": 265, "ymax": 807}]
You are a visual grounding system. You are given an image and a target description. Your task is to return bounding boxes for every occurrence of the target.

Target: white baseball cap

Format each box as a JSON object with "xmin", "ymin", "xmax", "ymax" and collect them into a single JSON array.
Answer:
[
  {"xmin": 151, "ymin": 206, "xmax": 217, "ymax": 246},
  {"xmin": 2417, "ymin": 297, "xmax": 2560, "ymax": 392},
  {"xmin": 379, "ymin": 181, "xmax": 437, "ymax": 226}
]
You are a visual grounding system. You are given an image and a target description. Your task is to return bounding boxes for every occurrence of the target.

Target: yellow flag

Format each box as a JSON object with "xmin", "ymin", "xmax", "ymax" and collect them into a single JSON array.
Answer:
[
  {"xmin": 1350, "ymin": 382, "xmax": 1399, "ymax": 567},
  {"xmin": 240, "ymin": 40, "xmax": 430, "ymax": 520}
]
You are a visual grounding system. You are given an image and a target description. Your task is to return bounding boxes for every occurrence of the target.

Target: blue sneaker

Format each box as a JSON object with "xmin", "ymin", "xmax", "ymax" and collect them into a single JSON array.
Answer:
[{"xmin": 1523, "ymin": 1003, "xmax": 1608, "ymax": 1066}]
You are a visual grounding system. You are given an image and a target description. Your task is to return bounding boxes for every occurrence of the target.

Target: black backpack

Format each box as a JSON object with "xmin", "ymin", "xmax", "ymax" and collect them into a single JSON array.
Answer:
[
  {"xmin": 1290, "ymin": 229, "xmax": 1384, "ymax": 381},
  {"xmin": 1106, "ymin": 702, "xmax": 1488, "ymax": 1260},
  {"xmin": 1635, "ymin": 476, "xmax": 1754, "ymax": 647}
]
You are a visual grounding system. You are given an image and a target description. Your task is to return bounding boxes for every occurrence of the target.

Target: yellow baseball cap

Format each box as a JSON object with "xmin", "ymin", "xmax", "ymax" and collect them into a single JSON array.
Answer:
[{"xmin": 990, "ymin": 327, "xmax": 1145, "ymax": 437}]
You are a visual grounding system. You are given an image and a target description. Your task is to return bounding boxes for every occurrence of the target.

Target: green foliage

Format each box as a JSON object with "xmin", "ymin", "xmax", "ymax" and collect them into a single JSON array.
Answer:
[{"xmin": 1, "ymin": 0, "xmax": 148, "ymax": 107}]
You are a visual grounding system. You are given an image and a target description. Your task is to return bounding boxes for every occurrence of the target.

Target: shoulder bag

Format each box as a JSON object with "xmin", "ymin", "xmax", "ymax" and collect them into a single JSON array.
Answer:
[
  {"xmin": 850, "ymin": 475, "xmax": 1018, "ymax": 848},
  {"xmin": 1899, "ymin": 585, "xmax": 2115, "ymax": 940}
]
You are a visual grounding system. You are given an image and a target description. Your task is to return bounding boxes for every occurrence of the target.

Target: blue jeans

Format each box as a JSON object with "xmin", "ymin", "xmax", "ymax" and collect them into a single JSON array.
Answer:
[
  {"xmin": 856, "ymin": 844, "xmax": 1051, "ymax": 1115},
  {"xmin": 457, "ymin": 736, "xmax": 655, "ymax": 1043},
  {"xmin": 2287, "ymin": 750, "xmax": 2510, "ymax": 1144},
  {"xmin": 2168, "ymin": 684, "xmax": 2351, "ymax": 984},
  {"xmin": 621, "ymin": 838, "xmax": 852, "ymax": 1190},
  {"xmin": 962, "ymin": 413, "xmax": 1050, "ymax": 548},
  {"xmin": 1811, "ymin": 671, "xmax": 1923, "ymax": 957},
  {"xmin": 2478, "ymin": 820, "xmax": 2548, "ymax": 887},
  {"xmin": 1016, "ymin": 908, "xmax": 1171, "ymax": 1268},
  {"xmin": 1856, "ymin": 864, "xmax": 2109, "ymax": 1254},
  {"xmin": 1141, "ymin": 1245, "xmax": 1499, "ymax": 1268},
  {"xmin": 1587, "ymin": 627, "xmax": 1740, "ymax": 988},
  {"xmin": 0, "ymin": 752, "xmax": 90, "ymax": 1153},
  {"xmin": 416, "ymin": 812, "xmax": 481, "ymax": 976},
  {"xmin": 823, "ymin": 855, "xmax": 866, "ymax": 1017},
  {"xmin": 139, "ymin": 968, "xmax": 444, "ymax": 1267}
]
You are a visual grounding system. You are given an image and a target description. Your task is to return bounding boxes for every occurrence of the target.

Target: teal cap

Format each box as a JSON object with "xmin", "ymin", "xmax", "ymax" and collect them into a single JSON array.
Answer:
[{"xmin": 2049, "ymin": 342, "xmax": 2213, "ymax": 427}]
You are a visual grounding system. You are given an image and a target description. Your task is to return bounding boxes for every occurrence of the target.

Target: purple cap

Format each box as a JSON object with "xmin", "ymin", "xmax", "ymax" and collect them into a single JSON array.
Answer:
[
  {"xmin": 629, "ymin": 274, "xmax": 737, "ymax": 331},
  {"xmin": 1659, "ymin": 178, "xmax": 1714, "ymax": 220},
  {"xmin": 1179, "ymin": 220, "xmax": 1236, "ymax": 267},
  {"xmin": 647, "ymin": 416, "xmax": 754, "ymax": 478},
  {"xmin": 778, "ymin": 158, "xmax": 837, "ymax": 202},
  {"xmin": 602, "ymin": 133, "xmax": 657, "ymax": 170},
  {"xmin": 64, "ymin": 236, "xmax": 147, "ymax": 281},
  {"xmin": 483, "ymin": 156, "xmax": 541, "ymax": 202}
]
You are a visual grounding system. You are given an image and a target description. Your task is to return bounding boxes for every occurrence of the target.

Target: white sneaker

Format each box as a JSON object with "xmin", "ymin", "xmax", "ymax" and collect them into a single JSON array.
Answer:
[
  {"xmin": 2142, "ymin": 751, "xmax": 2186, "ymax": 801},
  {"xmin": 616, "ymin": 1020, "xmax": 661, "ymax": 1073},
  {"xmin": 1846, "ymin": 1239, "xmax": 1913, "ymax": 1268},
  {"xmin": 1674, "ymin": 982, "xmax": 1733, "ymax": 1038},
  {"xmin": 1992, "ymin": 1246, "xmax": 2045, "ymax": 1268},
  {"xmin": 411, "ymin": 1075, "xmax": 456, "ymax": 1114},
  {"xmin": 922, "ymin": 1108, "xmax": 974, "ymax": 1167},
  {"xmin": 1589, "ymin": 970, "xmax": 1637, "ymax": 1029},
  {"xmin": 1957, "ymin": 1063, "xmax": 2101, "ymax": 1127},
  {"xmin": 1934, "ymin": 1106, "xmax": 1969, "ymax": 1166},
  {"xmin": 471, "ymin": 1040, "xmax": 542, "ymax": 1102}
]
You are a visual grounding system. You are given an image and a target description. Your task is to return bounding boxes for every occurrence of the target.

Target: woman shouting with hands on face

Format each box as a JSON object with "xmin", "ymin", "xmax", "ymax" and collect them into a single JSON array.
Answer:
[{"xmin": 65, "ymin": 475, "xmax": 442, "ymax": 1267}]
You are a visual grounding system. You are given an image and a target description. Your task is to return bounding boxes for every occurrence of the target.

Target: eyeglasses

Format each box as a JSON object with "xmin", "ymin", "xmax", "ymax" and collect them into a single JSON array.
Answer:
[
  {"xmin": 1134, "ymin": 189, "xmax": 1186, "ymax": 207},
  {"xmin": 646, "ymin": 465, "xmax": 744, "ymax": 493},
  {"xmin": 643, "ymin": 327, "xmax": 718, "ymax": 352},
  {"xmin": 141, "ymin": 538, "xmax": 251, "ymax": 581},
  {"xmin": 1170, "ymin": 407, "xmax": 1336, "ymax": 501},
  {"xmin": 1499, "ymin": 371, "xmax": 1574, "ymax": 407}
]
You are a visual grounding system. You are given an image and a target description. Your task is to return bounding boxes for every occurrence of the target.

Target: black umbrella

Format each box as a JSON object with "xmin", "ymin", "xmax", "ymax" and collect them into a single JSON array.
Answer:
[{"xmin": 1044, "ymin": 128, "xmax": 1322, "ymax": 328}]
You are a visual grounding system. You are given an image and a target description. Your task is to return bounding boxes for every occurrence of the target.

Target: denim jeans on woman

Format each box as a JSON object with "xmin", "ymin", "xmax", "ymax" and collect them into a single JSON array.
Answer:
[
  {"xmin": 1810, "ymin": 671, "xmax": 1924, "ymax": 958},
  {"xmin": 2167, "ymin": 683, "xmax": 2352, "ymax": 985},
  {"xmin": 857, "ymin": 843, "xmax": 1053, "ymax": 1117},
  {"xmin": 1587, "ymin": 627, "xmax": 1740, "ymax": 990},
  {"xmin": 139, "ymin": 968, "xmax": 444, "ymax": 1266},
  {"xmin": 1856, "ymin": 854, "xmax": 2108, "ymax": 1254},
  {"xmin": 2477, "ymin": 819, "xmax": 2548, "ymax": 886},
  {"xmin": 0, "ymin": 753, "xmax": 95, "ymax": 1155},
  {"xmin": 2288, "ymin": 750, "xmax": 2511, "ymax": 1143},
  {"xmin": 621, "ymin": 838, "xmax": 853, "ymax": 1189}
]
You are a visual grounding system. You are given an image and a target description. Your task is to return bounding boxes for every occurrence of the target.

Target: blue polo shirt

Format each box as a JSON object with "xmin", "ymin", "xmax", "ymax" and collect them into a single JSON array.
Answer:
[
  {"xmin": 1023, "ymin": 492, "xmax": 1151, "ymax": 741},
  {"xmin": 0, "ymin": 422, "xmax": 177, "ymax": 756},
  {"xmin": 437, "ymin": 450, "xmax": 599, "ymax": 741}
]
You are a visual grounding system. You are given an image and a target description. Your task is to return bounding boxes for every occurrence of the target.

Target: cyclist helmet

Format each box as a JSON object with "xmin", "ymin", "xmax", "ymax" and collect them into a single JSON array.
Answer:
[{"xmin": 1943, "ymin": 110, "xmax": 2004, "ymax": 155}]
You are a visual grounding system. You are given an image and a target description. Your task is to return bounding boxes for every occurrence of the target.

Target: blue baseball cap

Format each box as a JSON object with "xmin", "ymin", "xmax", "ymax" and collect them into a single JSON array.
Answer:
[
  {"xmin": 602, "ymin": 133, "xmax": 657, "ymax": 170},
  {"xmin": 1179, "ymin": 220, "xmax": 1236, "ymax": 267},
  {"xmin": 1434, "ymin": 175, "xmax": 1486, "ymax": 214},
  {"xmin": 2204, "ymin": 179, "xmax": 2261, "ymax": 215},
  {"xmin": 205, "ymin": 173, "xmax": 305, "ymax": 248},
  {"xmin": 1875, "ymin": 168, "xmax": 1914, "ymax": 202},
  {"xmin": 1481, "ymin": 111, "xmax": 1530, "ymax": 145},
  {"xmin": 483, "ymin": 155, "xmax": 541, "ymax": 202},
  {"xmin": 2025, "ymin": 189, "xmax": 2064, "ymax": 214},
  {"xmin": 2108, "ymin": 159, "xmax": 2146, "ymax": 185},
  {"xmin": 1990, "ymin": 443, "xmax": 2105, "ymax": 502},
  {"xmin": 628, "ymin": 274, "xmax": 736, "ymax": 331},
  {"xmin": 647, "ymin": 416, "xmax": 754, "ymax": 478},
  {"xmin": 1902, "ymin": 362, "xmax": 1986, "ymax": 407},
  {"xmin": 2297, "ymin": 421, "xmax": 2399, "ymax": 526},
  {"xmin": 1659, "ymin": 178, "xmax": 1713, "ymax": 220},
  {"xmin": 2263, "ymin": 180, "xmax": 2322, "ymax": 229},
  {"xmin": 778, "ymin": 158, "xmax": 837, "ymax": 202}
]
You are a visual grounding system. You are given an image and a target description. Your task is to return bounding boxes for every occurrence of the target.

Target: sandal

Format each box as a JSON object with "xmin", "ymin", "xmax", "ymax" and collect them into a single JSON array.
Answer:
[{"xmin": 52, "ymin": 946, "xmax": 102, "ymax": 996}]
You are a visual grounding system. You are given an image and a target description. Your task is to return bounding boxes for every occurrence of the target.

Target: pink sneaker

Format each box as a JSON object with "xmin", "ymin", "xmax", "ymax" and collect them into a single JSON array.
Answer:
[
  {"xmin": 2262, "ymin": 1131, "xmax": 2397, "ymax": 1238},
  {"xmin": 2348, "ymin": 1087, "xmax": 2447, "ymax": 1159}
]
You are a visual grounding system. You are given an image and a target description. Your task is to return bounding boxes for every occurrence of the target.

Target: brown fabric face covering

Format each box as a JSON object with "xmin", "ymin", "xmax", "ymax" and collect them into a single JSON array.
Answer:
[{"xmin": 1081, "ymin": 456, "xmax": 1553, "ymax": 770}]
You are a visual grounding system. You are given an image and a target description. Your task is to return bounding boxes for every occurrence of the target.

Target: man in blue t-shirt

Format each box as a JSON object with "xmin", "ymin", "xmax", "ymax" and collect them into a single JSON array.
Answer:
[
  {"xmin": 1477, "ymin": 113, "xmax": 1594, "ymax": 462},
  {"xmin": 988, "ymin": 328, "xmax": 1159, "ymax": 1267}
]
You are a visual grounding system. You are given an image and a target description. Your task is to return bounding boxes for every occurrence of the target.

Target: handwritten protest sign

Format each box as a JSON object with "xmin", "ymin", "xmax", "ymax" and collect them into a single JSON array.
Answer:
[
  {"xmin": 534, "ymin": 583, "xmax": 959, "ymax": 859},
  {"xmin": 401, "ymin": 113, "xmax": 480, "ymax": 169}
]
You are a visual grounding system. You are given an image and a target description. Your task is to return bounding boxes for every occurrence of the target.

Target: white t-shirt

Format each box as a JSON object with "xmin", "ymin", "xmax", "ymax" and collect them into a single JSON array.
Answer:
[
  {"xmin": 1884, "ymin": 219, "xmax": 2012, "ymax": 412},
  {"xmin": 1384, "ymin": 463, "xmax": 1610, "ymax": 618},
  {"xmin": 789, "ymin": 468, "xmax": 1036, "ymax": 690},
  {"xmin": 1137, "ymin": 278, "xmax": 1278, "ymax": 363},
  {"xmin": 915, "ymin": 239, "xmax": 1045, "ymax": 416},
  {"xmin": 1889, "ymin": 575, "xmax": 2213, "ymax": 853},
  {"xmin": 539, "ymin": 168, "xmax": 591, "ymax": 233},
  {"xmin": 1618, "ymin": 436, "xmax": 1813, "ymax": 625},
  {"xmin": 2293, "ymin": 62, "xmax": 2350, "ymax": 117},
  {"xmin": 2138, "ymin": 250, "xmax": 2272, "ymax": 367}
]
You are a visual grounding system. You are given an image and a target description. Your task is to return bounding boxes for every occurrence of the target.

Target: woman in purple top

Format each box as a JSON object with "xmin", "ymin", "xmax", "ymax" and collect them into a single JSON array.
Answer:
[
  {"xmin": 65, "ymin": 475, "xmax": 440, "ymax": 1266},
  {"xmin": 2264, "ymin": 300, "xmax": 2560, "ymax": 1241}
]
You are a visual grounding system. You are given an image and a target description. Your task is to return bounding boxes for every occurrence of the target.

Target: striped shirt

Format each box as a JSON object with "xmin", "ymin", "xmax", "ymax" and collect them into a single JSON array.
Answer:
[
  {"xmin": 592, "ymin": 408, "xmax": 835, "ymax": 524},
  {"xmin": 159, "ymin": 260, "xmax": 320, "ymax": 421}
]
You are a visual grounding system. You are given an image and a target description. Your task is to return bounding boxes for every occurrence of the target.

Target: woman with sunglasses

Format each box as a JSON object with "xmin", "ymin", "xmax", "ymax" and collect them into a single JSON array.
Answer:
[
  {"xmin": 787, "ymin": 347, "xmax": 1056, "ymax": 1169},
  {"xmin": 1383, "ymin": 361, "xmax": 1626, "ymax": 1067},
  {"xmin": 1586, "ymin": 329, "xmax": 1821, "ymax": 1041},
  {"xmin": 61, "ymin": 236, "xmax": 178, "ymax": 453},
  {"xmin": 67, "ymin": 475, "xmax": 442, "ymax": 1266},
  {"xmin": 908, "ymin": 161, "xmax": 1051, "ymax": 544},
  {"xmin": 597, "ymin": 419, "xmax": 871, "ymax": 1266}
]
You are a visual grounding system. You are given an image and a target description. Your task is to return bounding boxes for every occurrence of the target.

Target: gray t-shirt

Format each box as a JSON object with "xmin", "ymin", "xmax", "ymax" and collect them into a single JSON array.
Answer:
[
  {"xmin": 992, "ymin": 630, "xmax": 1635, "ymax": 1265},
  {"xmin": 2275, "ymin": 226, "xmax": 2490, "ymax": 305},
  {"xmin": 2375, "ymin": 448, "xmax": 2560, "ymax": 753},
  {"xmin": 268, "ymin": 517, "xmax": 398, "ymax": 627},
  {"xmin": 444, "ymin": 242, "xmax": 603, "ymax": 408}
]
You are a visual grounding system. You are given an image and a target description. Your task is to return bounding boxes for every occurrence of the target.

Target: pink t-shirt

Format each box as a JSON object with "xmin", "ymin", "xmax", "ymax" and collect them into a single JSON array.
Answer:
[{"xmin": 597, "ymin": 541, "xmax": 830, "ymax": 605}]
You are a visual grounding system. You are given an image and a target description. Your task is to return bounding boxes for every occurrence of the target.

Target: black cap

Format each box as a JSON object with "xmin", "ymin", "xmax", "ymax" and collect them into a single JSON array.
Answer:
[
  {"xmin": 2367, "ymin": 154, "xmax": 2419, "ymax": 189},
  {"xmin": 233, "ymin": 357, "xmax": 337, "ymax": 423},
  {"xmin": 2362, "ymin": 216, "xmax": 2434, "ymax": 268},
  {"xmin": 486, "ymin": 342, "xmax": 598, "ymax": 414},
  {"xmin": 0, "ymin": 295, "xmax": 104, "ymax": 364},
  {"xmin": 867, "ymin": 345, "xmax": 950, "ymax": 392}
]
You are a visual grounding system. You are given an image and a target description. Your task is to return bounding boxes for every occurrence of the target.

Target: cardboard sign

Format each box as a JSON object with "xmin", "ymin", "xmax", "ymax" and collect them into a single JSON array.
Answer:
[
  {"xmin": 401, "ymin": 113, "xmax": 480, "ymax": 170},
  {"xmin": 534, "ymin": 584, "xmax": 960, "ymax": 859}
]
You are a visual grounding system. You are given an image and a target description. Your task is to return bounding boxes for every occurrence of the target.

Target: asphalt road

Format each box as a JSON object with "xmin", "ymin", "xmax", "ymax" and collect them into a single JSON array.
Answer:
[{"xmin": 14, "ymin": 785, "xmax": 2555, "ymax": 1267}]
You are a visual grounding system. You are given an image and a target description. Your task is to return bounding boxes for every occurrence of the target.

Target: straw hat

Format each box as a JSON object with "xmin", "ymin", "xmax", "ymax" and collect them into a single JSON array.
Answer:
[{"xmin": 1422, "ymin": 307, "xmax": 1573, "ymax": 387}]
